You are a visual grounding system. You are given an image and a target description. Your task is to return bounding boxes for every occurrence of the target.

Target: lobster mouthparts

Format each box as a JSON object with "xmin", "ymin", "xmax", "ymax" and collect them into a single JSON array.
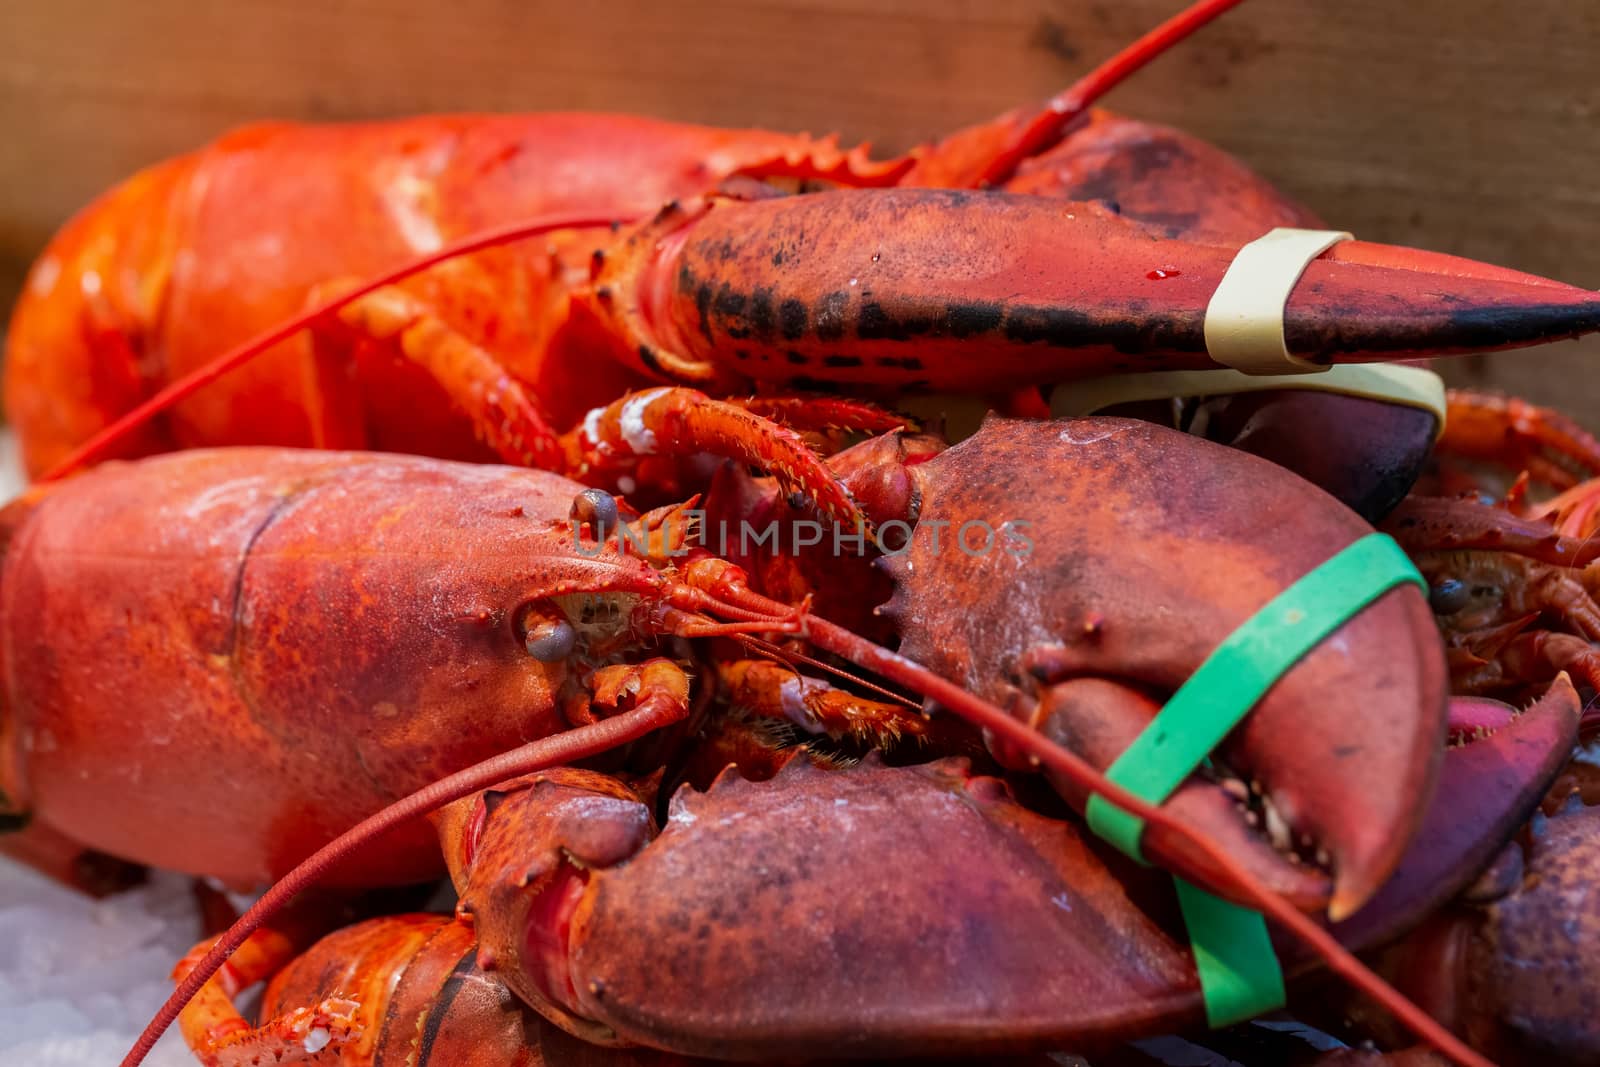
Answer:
[{"xmin": 879, "ymin": 416, "xmax": 1451, "ymax": 920}]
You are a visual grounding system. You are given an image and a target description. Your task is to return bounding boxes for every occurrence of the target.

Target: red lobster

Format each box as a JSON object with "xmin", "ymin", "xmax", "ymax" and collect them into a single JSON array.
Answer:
[
  {"xmin": 7, "ymin": 0, "xmax": 1598, "ymax": 530},
  {"xmin": 0, "ymin": 419, "xmax": 1443, "ymax": 913},
  {"xmin": 0, "ymin": 415, "xmax": 1508, "ymax": 1065}
]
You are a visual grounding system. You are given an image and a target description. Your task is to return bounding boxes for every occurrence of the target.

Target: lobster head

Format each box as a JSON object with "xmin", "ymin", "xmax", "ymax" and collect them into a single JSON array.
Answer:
[{"xmin": 876, "ymin": 416, "xmax": 1450, "ymax": 919}]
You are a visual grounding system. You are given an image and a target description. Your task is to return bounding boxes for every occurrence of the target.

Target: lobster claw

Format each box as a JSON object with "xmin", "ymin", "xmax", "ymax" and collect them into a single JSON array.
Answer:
[
  {"xmin": 439, "ymin": 735, "xmax": 1579, "ymax": 1060},
  {"xmin": 877, "ymin": 415, "xmax": 1450, "ymax": 920},
  {"xmin": 437, "ymin": 767, "xmax": 655, "ymax": 1047},
  {"xmin": 592, "ymin": 188, "xmax": 1600, "ymax": 393},
  {"xmin": 451, "ymin": 755, "xmax": 1218, "ymax": 1056},
  {"xmin": 1327, "ymin": 676, "xmax": 1582, "ymax": 951}
]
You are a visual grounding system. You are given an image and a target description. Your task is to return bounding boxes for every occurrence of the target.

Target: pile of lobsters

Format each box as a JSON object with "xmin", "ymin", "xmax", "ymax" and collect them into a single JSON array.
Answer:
[{"xmin": 3, "ymin": 1, "xmax": 1600, "ymax": 1064}]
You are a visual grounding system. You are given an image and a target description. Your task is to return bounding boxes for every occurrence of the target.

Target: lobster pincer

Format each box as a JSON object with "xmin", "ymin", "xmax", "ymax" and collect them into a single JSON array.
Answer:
[
  {"xmin": 585, "ymin": 188, "xmax": 1600, "ymax": 397},
  {"xmin": 160, "ymin": 678, "xmax": 1581, "ymax": 1065}
]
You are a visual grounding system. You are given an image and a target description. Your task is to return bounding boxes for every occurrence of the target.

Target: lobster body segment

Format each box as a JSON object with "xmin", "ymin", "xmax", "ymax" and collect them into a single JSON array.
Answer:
[{"xmin": 0, "ymin": 447, "xmax": 668, "ymax": 886}]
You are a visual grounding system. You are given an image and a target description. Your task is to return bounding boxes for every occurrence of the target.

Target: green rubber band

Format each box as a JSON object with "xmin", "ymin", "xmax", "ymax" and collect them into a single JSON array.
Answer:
[
  {"xmin": 1082, "ymin": 532, "xmax": 1424, "ymax": 1026},
  {"xmin": 1174, "ymin": 877, "xmax": 1285, "ymax": 1026}
]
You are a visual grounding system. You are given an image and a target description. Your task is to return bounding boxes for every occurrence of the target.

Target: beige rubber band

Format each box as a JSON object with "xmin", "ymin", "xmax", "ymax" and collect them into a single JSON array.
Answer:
[
  {"xmin": 1204, "ymin": 227, "xmax": 1352, "ymax": 374},
  {"xmin": 1050, "ymin": 364, "xmax": 1447, "ymax": 438}
]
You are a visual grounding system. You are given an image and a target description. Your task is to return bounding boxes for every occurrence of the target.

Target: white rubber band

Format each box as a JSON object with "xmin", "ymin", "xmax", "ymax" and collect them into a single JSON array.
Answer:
[
  {"xmin": 1204, "ymin": 227, "xmax": 1352, "ymax": 375},
  {"xmin": 1050, "ymin": 364, "xmax": 1447, "ymax": 438}
]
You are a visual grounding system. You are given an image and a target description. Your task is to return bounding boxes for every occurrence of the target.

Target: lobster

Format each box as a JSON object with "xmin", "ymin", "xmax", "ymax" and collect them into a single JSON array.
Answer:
[
  {"xmin": 0, "ymin": 418, "xmax": 1444, "ymax": 911},
  {"xmin": 163, "ymin": 683, "xmax": 1583, "ymax": 1064},
  {"xmin": 9, "ymin": 0, "xmax": 1600, "ymax": 529},
  {"xmin": 0, "ymin": 415, "xmax": 1496, "ymax": 1066}
]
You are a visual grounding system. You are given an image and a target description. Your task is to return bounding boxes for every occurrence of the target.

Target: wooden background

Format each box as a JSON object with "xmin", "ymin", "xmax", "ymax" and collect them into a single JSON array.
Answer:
[{"xmin": 2, "ymin": 0, "xmax": 1597, "ymax": 419}]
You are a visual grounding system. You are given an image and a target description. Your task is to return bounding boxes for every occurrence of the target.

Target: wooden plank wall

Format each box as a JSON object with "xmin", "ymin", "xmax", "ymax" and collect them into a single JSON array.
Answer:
[{"xmin": 2, "ymin": 0, "xmax": 1597, "ymax": 419}]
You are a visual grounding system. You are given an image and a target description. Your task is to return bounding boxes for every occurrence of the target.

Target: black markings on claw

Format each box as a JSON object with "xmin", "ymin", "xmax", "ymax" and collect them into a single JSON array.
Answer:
[
  {"xmin": 780, "ymin": 299, "xmax": 808, "ymax": 340},
  {"xmin": 946, "ymin": 301, "xmax": 1004, "ymax": 338},
  {"xmin": 814, "ymin": 291, "xmax": 849, "ymax": 341},
  {"xmin": 695, "ymin": 283, "xmax": 715, "ymax": 344},
  {"xmin": 751, "ymin": 287, "xmax": 776, "ymax": 340}
]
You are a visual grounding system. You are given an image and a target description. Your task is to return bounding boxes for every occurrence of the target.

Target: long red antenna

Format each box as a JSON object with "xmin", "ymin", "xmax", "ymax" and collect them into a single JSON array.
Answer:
[
  {"xmin": 972, "ymin": 0, "xmax": 1249, "ymax": 187},
  {"xmin": 41, "ymin": 211, "xmax": 631, "ymax": 482}
]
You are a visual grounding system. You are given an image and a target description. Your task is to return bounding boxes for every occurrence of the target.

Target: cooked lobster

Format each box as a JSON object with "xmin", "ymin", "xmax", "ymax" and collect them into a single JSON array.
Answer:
[{"xmin": 8, "ymin": 0, "xmax": 1598, "ymax": 531}]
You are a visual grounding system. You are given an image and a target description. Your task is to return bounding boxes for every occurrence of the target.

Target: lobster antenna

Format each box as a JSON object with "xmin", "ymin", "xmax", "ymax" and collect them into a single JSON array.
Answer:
[
  {"xmin": 706, "ymin": 582, "xmax": 1493, "ymax": 1067},
  {"xmin": 972, "ymin": 0, "xmax": 1250, "ymax": 187},
  {"xmin": 41, "ymin": 210, "xmax": 634, "ymax": 482}
]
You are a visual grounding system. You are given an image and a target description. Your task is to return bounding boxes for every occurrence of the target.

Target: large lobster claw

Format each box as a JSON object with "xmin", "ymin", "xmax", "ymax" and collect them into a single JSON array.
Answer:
[
  {"xmin": 588, "ymin": 188, "xmax": 1600, "ymax": 394},
  {"xmin": 448, "ymin": 756, "xmax": 1216, "ymax": 1057},
  {"xmin": 872, "ymin": 415, "xmax": 1450, "ymax": 920}
]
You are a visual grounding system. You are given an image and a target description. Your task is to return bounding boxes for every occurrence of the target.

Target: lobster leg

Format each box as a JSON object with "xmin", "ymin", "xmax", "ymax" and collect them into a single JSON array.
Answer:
[
  {"xmin": 1437, "ymin": 390, "xmax": 1600, "ymax": 491},
  {"xmin": 713, "ymin": 657, "xmax": 929, "ymax": 744},
  {"xmin": 0, "ymin": 819, "xmax": 146, "ymax": 897},
  {"xmin": 304, "ymin": 279, "xmax": 897, "ymax": 526},
  {"xmin": 1498, "ymin": 632, "xmax": 1600, "ymax": 693},
  {"xmin": 733, "ymin": 394, "xmax": 908, "ymax": 436},
  {"xmin": 174, "ymin": 910, "xmax": 364, "ymax": 1066},
  {"xmin": 311, "ymin": 280, "xmax": 566, "ymax": 468},
  {"xmin": 1385, "ymin": 495, "xmax": 1600, "ymax": 568},
  {"xmin": 566, "ymin": 387, "xmax": 871, "ymax": 526},
  {"xmin": 1531, "ymin": 476, "xmax": 1600, "ymax": 538}
]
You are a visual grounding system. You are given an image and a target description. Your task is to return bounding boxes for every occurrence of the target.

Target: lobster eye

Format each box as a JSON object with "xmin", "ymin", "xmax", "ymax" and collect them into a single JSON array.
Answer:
[
  {"xmin": 518, "ymin": 604, "xmax": 577, "ymax": 662},
  {"xmin": 571, "ymin": 488, "xmax": 619, "ymax": 541},
  {"xmin": 1428, "ymin": 578, "xmax": 1471, "ymax": 615}
]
